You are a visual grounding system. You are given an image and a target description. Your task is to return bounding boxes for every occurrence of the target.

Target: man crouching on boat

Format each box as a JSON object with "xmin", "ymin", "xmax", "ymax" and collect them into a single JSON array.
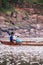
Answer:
[{"xmin": 10, "ymin": 32, "xmax": 22, "ymax": 45}]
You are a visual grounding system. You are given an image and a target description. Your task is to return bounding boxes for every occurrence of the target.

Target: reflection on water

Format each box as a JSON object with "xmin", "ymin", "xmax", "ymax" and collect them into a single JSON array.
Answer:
[{"xmin": 0, "ymin": 43, "xmax": 43, "ymax": 65}]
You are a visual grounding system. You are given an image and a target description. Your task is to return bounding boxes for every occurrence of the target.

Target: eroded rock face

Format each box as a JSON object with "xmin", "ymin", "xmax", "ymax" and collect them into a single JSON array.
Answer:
[{"xmin": 0, "ymin": 10, "xmax": 43, "ymax": 38}]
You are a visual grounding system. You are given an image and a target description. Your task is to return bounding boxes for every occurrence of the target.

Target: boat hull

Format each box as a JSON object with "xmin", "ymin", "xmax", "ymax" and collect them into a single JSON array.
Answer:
[{"xmin": 0, "ymin": 41, "xmax": 43, "ymax": 46}]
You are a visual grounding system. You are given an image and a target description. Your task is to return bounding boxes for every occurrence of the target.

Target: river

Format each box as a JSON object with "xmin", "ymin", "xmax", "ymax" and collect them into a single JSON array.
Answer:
[{"xmin": 0, "ymin": 42, "xmax": 43, "ymax": 65}]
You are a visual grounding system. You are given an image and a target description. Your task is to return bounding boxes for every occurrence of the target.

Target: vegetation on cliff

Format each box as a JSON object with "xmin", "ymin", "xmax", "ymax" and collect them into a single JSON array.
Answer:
[{"xmin": 0, "ymin": 0, "xmax": 43, "ymax": 12}]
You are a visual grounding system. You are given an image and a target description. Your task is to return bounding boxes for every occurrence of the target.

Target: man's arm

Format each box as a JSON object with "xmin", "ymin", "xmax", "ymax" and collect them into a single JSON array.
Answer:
[{"xmin": 13, "ymin": 36, "xmax": 17, "ymax": 41}]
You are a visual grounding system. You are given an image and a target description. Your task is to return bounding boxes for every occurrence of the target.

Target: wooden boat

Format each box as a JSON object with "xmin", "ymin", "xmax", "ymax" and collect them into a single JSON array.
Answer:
[{"xmin": 0, "ymin": 41, "xmax": 43, "ymax": 46}]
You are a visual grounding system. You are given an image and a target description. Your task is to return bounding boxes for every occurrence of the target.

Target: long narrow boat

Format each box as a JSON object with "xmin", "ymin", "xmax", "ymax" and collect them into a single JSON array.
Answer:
[{"xmin": 0, "ymin": 41, "xmax": 43, "ymax": 46}]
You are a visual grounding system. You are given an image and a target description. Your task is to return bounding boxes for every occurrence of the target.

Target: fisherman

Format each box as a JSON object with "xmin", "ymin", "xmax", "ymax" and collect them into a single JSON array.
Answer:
[
  {"xmin": 15, "ymin": 36, "xmax": 22, "ymax": 45},
  {"xmin": 10, "ymin": 32, "xmax": 22, "ymax": 45},
  {"xmin": 10, "ymin": 32, "xmax": 15, "ymax": 42}
]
